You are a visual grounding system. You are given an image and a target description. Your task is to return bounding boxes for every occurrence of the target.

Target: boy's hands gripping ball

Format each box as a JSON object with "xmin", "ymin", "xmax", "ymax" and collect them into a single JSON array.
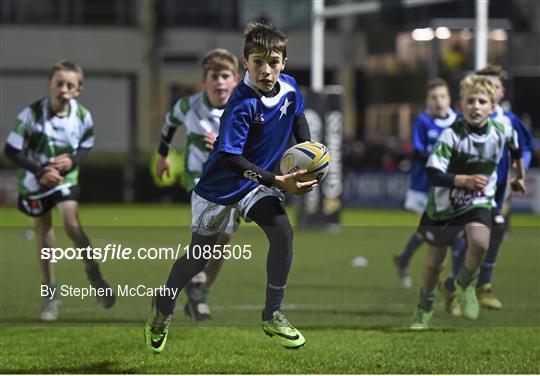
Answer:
[{"xmin": 279, "ymin": 141, "xmax": 331, "ymax": 182}]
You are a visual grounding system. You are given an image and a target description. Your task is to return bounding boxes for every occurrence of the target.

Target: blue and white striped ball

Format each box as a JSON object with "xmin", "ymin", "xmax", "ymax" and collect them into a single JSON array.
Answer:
[{"xmin": 279, "ymin": 141, "xmax": 331, "ymax": 182}]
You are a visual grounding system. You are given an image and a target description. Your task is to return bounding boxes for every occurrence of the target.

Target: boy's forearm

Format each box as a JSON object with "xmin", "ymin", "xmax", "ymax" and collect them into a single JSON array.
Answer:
[
  {"xmin": 219, "ymin": 152, "xmax": 275, "ymax": 187},
  {"xmin": 4, "ymin": 143, "xmax": 44, "ymax": 176},
  {"xmin": 514, "ymin": 157, "xmax": 526, "ymax": 180},
  {"xmin": 426, "ymin": 167, "xmax": 455, "ymax": 187},
  {"xmin": 158, "ymin": 139, "xmax": 170, "ymax": 157},
  {"xmin": 158, "ymin": 123, "xmax": 178, "ymax": 156},
  {"xmin": 453, "ymin": 175, "xmax": 469, "ymax": 189}
]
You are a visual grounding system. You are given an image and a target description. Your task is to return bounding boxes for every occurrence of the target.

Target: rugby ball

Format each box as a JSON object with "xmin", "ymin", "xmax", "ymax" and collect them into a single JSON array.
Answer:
[{"xmin": 279, "ymin": 141, "xmax": 331, "ymax": 182}]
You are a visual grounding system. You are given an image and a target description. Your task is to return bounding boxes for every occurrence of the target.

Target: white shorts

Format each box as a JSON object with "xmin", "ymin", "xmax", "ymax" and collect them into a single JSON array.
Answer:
[
  {"xmin": 404, "ymin": 189, "xmax": 428, "ymax": 214},
  {"xmin": 191, "ymin": 185, "xmax": 286, "ymax": 236}
]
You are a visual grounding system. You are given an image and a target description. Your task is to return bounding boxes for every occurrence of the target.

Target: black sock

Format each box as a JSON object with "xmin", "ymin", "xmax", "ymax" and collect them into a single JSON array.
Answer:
[
  {"xmin": 418, "ymin": 288, "xmax": 435, "ymax": 311},
  {"xmin": 246, "ymin": 197, "xmax": 293, "ymax": 321},
  {"xmin": 155, "ymin": 233, "xmax": 217, "ymax": 316},
  {"xmin": 445, "ymin": 235, "xmax": 467, "ymax": 292},
  {"xmin": 397, "ymin": 232, "xmax": 423, "ymax": 267},
  {"xmin": 85, "ymin": 263, "xmax": 103, "ymax": 283},
  {"xmin": 478, "ymin": 217, "xmax": 506, "ymax": 286}
]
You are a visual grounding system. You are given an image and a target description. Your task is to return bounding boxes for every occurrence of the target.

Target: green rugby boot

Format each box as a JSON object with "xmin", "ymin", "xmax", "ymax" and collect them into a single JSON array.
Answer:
[
  {"xmin": 410, "ymin": 307, "xmax": 433, "ymax": 330},
  {"xmin": 455, "ymin": 281, "xmax": 480, "ymax": 320},
  {"xmin": 262, "ymin": 311, "xmax": 305, "ymax": 349},
  {"xmin": 145, "ymin": 298, "xmax": 173, "ymax": 354}
]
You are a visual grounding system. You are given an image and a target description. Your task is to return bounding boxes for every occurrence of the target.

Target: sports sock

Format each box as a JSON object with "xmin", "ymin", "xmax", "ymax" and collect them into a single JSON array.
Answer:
[
  {"xmin": 445, "ymin": 235, "xmax": 467, "ymax": 292},
  {"xmin": 456, "ymin": 266, "xmax": 478, "ymax": 289},
  {"xmin": 156, "ymin": 233, "xmax": 217, "ymax": 316},
  {"xmin": 201, "ymin": 287, "xmax": 210, "ymax": 302},
  {"xmin": 478, "ymin": 217, "xmax": 506, "ymax": 286},
  {"xmin": 396, "ymin": 232, "xmax": 423, "ymax": 268},
  {"xmin": 85, "ymin": 263, "xmax": 103, "ymax": 283},
  {"xmin": 246, "ymin": 196, "xmax": 293, "ymax": 321},
  {"xmin": 418, "ymin": 288, "xmax": 435, "ymax": 311},
  {"xmin": 262, "ymin": 242, "xmax": 293, "ymax": 320}
]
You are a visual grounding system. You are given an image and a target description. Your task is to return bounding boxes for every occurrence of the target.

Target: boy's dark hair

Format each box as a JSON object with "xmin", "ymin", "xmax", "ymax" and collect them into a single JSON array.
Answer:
[
  {"xmin": 476, "ymin": 64, "xmax": 507, "ymax": 81},
  {"xmin": 426, "ymin": 77, "xmax": 448, "ymax": 92},
  {"xmin": 49, "ymin": 59, "xmax": 84, "ymax": 86},
  {"xmin": 201, "ymin": 48, "xmax": 239, "ymax": 78},
  {"xmin": 243, "ymin": 21, "xmax": 287, "ymax": 59}
]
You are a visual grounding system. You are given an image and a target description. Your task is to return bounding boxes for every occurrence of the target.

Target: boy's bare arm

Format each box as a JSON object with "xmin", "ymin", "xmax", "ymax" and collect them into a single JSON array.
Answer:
[
  {"xmin": 48, "ymin": 148, "xmax": 91, "ymax": 173},
  {"xmin": 510, "ymin": 157, "xmax": 526, "ymax": 193},
  {"xmin": 39, "ymin": 166, "xmax": 64, "ymax": 187},
  {"xmin": 426, "ymin": 167, "xmax": 487, "ymax": 191},
  {"xmin": 48, "ymin": 154, "xmax": 73, "ymax": 173},
  {"xmin": 453, "ymin": 174, "xmax": 488, "ymax": 191},
  {"xmin": 156, "ymin": 155, "xmax": 171, "ymax": 180}
]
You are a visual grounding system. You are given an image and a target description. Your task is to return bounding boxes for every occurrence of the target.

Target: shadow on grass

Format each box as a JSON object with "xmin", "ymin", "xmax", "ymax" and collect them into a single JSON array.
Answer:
[
  {"xmin": 0, "ymin": 361, "xmax": 141, "ymax": 374},
  {"xmin": 290, "ymin": 284, "xmax": 401, "ymax": 292},
  {"xmin": 0, "ymin": 317, "xmax": 144, "ymax": 326},
  {"xmin": 300, "ymin": 324, "xmax": 459, "ymax": 333},
  {"xmin": 289, "ymin": 307, "xmax": 411, "ymax": 317}
]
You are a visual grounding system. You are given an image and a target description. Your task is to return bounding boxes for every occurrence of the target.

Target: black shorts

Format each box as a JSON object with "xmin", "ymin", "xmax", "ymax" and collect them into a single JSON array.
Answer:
[
  {"xmin": 18, "ymin": 185, "xmax": 80, "ymax": 217},
  {"xmin": 418, "ymin": 207, "xmax": 492, "ymax": 247}
]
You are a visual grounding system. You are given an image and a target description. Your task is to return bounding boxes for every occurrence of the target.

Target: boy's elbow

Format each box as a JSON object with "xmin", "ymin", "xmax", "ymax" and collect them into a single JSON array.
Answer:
[{"xmin": 426, "ymin": 174, "xmax": 438, "ymax": 186}]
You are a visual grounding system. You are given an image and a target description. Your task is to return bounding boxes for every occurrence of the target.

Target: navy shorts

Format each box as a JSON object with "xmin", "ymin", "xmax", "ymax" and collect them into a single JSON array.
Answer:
[{"xmin": 418, "ymin": 207, "xmax": 492, "ymax": 247}]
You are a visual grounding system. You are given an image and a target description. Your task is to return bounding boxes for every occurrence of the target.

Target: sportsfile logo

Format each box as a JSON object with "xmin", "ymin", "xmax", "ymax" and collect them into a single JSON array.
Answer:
[
  {"xmin": 40, "ymin": 243, "xmax": 184, "ymax": 263},
  {"xmin": 40, "ymin": 243, "xmax": 253, "ymax": 263}
]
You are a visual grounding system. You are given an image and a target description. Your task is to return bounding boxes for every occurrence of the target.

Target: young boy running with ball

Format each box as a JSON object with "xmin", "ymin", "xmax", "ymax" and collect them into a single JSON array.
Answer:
[
  {"xmin": 156, "ymin": 48, "xmax": 240, "ymax": 322},
  {"xmin": 145, "ymin": 21, "xmax": 315, "ymax": 352}
]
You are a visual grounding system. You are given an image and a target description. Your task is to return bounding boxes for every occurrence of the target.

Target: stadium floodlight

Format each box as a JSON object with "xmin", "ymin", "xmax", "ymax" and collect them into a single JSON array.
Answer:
[
  {"xmin": 427, "ymin": 14, "xmax": 511, "ymax": 78},
  {"xmin": 435, "ymin": 26, "xmax": 451, "ymax": 39},
  {"xmin": 489, "ymin": 28, "xmax": 508, "ymax": 41},
  {"xmin": 412, "ymin": 27, "xmax": 435, "ymax": 41}
]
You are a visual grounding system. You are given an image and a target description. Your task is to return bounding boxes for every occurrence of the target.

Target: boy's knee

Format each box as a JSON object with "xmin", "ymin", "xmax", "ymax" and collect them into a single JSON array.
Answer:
[
  {"xmin": 269, "ymin": 224, "xmax": 293, "ymax": 249},
  {"xmin": 34, "ymin": 224, "xmax": 53, "ymax": 235},
  {"xmin": 468, "ymin": 240, "xmax": 489, "ymax": 255},
  {"xmin": 217, "ymin": 232, "xmax": 233, "ymax": 245},
  {"xmin": 175, "ymin": 256, "xmax": 207, "ymax": 278},
  {"xmin": 64, "ymin": 221, "xmax": 83, "ymax": 237}
]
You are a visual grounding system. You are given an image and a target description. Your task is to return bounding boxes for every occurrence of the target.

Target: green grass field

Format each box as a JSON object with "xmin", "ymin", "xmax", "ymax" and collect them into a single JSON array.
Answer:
[{"xmin": 1, "ymin": 204, "xmax": 539, "ymax": 373}]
